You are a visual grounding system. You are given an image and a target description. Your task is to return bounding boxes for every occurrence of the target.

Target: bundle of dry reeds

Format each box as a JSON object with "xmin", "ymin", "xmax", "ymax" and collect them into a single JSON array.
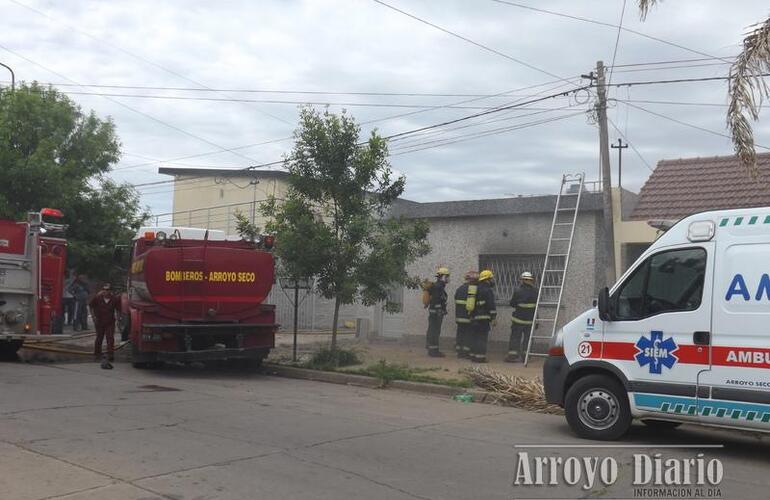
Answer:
[{"xmin": 462, "ymin": 366, "xmax": 563, "ymax": 415}]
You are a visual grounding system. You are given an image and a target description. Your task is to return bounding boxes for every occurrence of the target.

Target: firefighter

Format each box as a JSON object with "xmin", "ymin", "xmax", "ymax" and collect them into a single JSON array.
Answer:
[
  {"xmin": 425, "ymin": 267, "xmax": 450, "ymax": 357},
  {"xmin": 470, "ymin": 269, "xmax": 496, "ymax": 363},
  {"xmin": 89, "ymin": 283, "xmax": 120, "ymax": 364},
  {"xmin": 506, "ymin": 271, "xmax": 538, "ymax": 362},
  {"xmin": 454, "ymin": 270, "xmax": 478, "ymax": 358}
]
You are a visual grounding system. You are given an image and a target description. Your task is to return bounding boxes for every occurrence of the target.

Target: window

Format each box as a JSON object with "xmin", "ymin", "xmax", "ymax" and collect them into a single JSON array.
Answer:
[
  {"xmin": 479, "ymin": 254, "xmax": 546, "ymax": 305},
  {"xmin": 613, "ymin": 247, "xmax": 707, "ymax": 320}
]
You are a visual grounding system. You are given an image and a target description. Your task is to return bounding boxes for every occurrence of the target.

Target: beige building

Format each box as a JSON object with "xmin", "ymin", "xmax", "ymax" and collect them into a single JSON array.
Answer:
[{"xmin": 156, "ymin": 167, "xmax": 290, "ymax": 234}]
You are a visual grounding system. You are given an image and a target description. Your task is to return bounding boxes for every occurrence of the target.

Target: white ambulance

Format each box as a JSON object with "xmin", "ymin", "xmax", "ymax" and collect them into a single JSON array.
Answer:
[{"xmin": 544, "ymin": 207, "xmax": 770, "ymax": 440}]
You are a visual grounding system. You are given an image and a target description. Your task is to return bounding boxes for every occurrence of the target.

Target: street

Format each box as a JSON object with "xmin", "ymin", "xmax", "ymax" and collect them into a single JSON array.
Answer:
[{"xmin": 1, "ymin": 361, "xmax": 769, "ymax": 500}]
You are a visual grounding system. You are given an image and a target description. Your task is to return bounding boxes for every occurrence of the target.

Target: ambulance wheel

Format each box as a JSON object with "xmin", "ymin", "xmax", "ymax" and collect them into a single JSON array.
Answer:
[
  {"xmin": 565, "ymin": 374, "xmax": 631, "ymax": 441},
  {"xmin": 642, "ymin": 419, "xmax": 681, "ymax": 429}
]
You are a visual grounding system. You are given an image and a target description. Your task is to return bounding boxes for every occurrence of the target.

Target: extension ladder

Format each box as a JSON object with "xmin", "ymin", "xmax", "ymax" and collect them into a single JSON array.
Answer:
[{"xmin": 524, "ymin": 173, "xmax": 584, "ymax": 365}]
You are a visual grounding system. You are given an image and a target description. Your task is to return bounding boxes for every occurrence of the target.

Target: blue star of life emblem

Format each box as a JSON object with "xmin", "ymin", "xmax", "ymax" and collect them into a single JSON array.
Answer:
[{"xmin": 635, "ymin": 330, "xmax": 678, "ymax": 374}]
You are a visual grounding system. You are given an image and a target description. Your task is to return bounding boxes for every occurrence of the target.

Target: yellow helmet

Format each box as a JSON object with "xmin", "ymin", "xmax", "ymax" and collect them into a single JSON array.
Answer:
[
  {"xmin": 436, "ymin": 266, "xmax": 450, "ymax": 276},
  {"xmin": 479, "ymin": 269, "xmax": 494, "ymax": 282}
]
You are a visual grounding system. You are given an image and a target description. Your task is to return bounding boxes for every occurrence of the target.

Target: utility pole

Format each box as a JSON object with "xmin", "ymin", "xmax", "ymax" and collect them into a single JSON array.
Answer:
[
  {"xmin": 611, "ymin": 139, "xmax": 628, "ymax": 190},
  {"xmin": 595, "ymin": 61, "xmax": 616, "ymax": 286},
  {"xmin": 0, "ymin": 62, "xmax": 14, "ymax": 91}
]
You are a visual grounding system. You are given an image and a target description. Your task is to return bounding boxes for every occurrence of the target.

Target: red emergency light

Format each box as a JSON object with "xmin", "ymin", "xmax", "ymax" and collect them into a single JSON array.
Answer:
[{"xmin": 40, "ymin": 208, "xmax": 64, "ymax": 219}]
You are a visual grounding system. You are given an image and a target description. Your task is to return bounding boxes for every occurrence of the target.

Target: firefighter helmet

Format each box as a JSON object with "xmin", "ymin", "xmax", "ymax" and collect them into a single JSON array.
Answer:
[
  {"xmin": 464, "ymin": 270, "xmax": 479, "ymax": 282},
  {"xmin": 520, "ymin": 271, "xmax": 534, "ymax": 281},
  {"xmin": 479, "ymin": 269, "xmax": 494, "ymax": 282},
  {"xmin": 436, "ymin": 266, "xmax": 450, "ymax": 276}
]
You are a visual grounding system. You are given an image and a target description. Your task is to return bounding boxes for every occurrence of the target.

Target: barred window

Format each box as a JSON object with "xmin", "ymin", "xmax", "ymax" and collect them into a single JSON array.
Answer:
[{"xmin": 478, "ymin": 254, "xmax": 554, "ymax": 305}]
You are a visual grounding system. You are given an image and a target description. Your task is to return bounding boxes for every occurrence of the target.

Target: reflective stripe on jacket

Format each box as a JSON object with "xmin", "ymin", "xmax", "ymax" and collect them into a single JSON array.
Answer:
[
  {"xmin": 510, "ymin": 284, "xmax": 538, "ymax": 324},
  {"xmin": 454, "ymin": 283, "xmax": 472, "ymax": 324},
  {"xmin": 472, "ymin": 282, "xmax": 496, "ymax": 323}
]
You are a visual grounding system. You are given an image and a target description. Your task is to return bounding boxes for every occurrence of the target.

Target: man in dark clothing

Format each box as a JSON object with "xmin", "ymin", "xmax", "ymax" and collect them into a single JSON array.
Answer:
[
  {"xmin": 454, "ymin": 270, "xmax": 478, "ymax": 358},
  {"xmin": 69, "ymin": 275, "xmax": 90, "ymax": 331},
  {"xmin": 62, "ymin": 272, "xmax": 75, "ymax": 325},
  {"xmin": 470, "ymin": 269, "xmax": 496, "ymax": 363},
  {"xmin": 425, "ymin": 267, "xmax": 450, "ymax": 357},
  {"xmin": 89, "ymin": 283, "xmax": 120, "ymax": 362},
  {"xmin": 506, "ymin": 271, "xmax": 538, "ymax": 362}
]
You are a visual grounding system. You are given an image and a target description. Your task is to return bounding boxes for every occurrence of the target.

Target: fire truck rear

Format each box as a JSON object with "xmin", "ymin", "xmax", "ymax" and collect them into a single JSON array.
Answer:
[
  {"xmin": 0, "ymin": 209, "xmax": 67, "ymax": 357},
  {"xmin": 125, "ymin": 227, "xmax": 278, "ymax": 368}
]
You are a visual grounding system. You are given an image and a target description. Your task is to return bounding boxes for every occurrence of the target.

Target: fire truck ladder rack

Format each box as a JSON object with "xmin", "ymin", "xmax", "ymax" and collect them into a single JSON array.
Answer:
[{"xmin": 524, "ymin": 173, "xmax": 584, "ymax": 366}]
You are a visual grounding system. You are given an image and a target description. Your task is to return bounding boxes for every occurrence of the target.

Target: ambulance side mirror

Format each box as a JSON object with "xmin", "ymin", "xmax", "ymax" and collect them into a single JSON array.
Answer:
[{"xmin": 597, "ymin": 287, "xmax": 612, "ymax": 321}]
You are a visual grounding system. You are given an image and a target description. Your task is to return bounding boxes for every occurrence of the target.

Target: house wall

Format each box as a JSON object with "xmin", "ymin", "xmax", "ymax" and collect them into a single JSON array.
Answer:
[
  {"xmin": 168, "ymin": 175, "xmax": 289, "ymax": 234},
  {"xmin": 396, "ymin": 210, "xmax": 604, "ymax": 349}
]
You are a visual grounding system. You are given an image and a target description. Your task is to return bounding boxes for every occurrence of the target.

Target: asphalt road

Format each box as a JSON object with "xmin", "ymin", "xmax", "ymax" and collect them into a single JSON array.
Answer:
[{"xmin": 1, "ymin": 361, "xmax": 769, "ymax": 500}]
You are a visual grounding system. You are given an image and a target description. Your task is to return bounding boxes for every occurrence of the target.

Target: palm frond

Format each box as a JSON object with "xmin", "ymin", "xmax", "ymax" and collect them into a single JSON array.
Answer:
[
  {"xmin": 638, "ymin": 0, "xmax": 661, "ymax": 21},
  {"xmin": 727, "ymin": 18, "xmax": 770, "ymax": 178}
]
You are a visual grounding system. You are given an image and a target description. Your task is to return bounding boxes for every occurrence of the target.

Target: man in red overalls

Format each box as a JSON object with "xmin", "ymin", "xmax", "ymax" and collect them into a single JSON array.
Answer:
[{"xmin": 89, "ymin": 283, "xmax": 119, "ymax": 363}]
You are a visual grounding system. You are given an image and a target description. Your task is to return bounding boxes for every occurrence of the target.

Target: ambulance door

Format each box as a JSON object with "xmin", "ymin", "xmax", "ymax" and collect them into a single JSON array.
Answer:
[
  {"xmin": 603, "ymin": 244, "xmax": 712, "ymax": 420},
  {"xmin": 697, "ymin": 234, "xmax": 770, "ymax": 430}
]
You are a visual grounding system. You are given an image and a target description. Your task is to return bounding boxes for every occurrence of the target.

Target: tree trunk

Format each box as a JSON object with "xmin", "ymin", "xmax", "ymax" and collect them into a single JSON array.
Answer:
[{"xmin": 331, "ymin": 295, "xmax": 341, "ymax": 351}]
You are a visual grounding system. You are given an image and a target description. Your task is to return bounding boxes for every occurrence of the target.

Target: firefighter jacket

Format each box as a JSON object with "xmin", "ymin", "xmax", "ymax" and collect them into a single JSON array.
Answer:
[
  {"xmin": 454, "ymin": 283, "xmax": 474, "ymax": 324},
  {"xmin": 428, "ymin": 280, "xmax": 448, "ymax": 316},
  {"xmin": 510, "ymin": 283, "xmax": 538, "ymax": 325},
  {"xmin": 472, "ymin": 282, "xmax": 497, "ymax": 322}
]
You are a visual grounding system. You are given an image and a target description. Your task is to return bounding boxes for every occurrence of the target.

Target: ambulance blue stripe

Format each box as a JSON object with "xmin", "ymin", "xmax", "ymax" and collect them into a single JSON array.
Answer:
[{"xmin": 633, "ymin": 393, "xmax": 770, "ymax": 423}]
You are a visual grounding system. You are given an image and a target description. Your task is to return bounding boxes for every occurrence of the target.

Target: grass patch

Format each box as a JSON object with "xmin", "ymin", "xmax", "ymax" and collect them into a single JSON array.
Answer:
[
  {"xmin": 346, "ymin": 360, "xmax": 472, "ymax": 388},
  {"xmin": 302, "ymin": 346, "xmax": 362, "ymax": 370}
]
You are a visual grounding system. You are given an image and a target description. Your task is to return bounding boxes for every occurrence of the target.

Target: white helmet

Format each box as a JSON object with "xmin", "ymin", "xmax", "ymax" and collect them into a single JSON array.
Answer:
[{"xmin": 520, "ymin": 271, "xmax": 534, "ymax": 281}]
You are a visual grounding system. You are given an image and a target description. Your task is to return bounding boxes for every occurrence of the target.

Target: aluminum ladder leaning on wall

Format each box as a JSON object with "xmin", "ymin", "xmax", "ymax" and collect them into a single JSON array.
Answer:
[{"xmin": 524, "ymin": 173, "xmax": 584, "ymax": 366}]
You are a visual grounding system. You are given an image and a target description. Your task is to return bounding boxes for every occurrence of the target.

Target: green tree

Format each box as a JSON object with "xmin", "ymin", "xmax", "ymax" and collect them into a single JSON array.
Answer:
[
  {"xmin": 0, "ymin": 83, "xmax": 148, "ymax": 281},
  {"xmin": 638, "ymin": 1, "xmax": 770, "ymax": 176},
  {"xmin": 262, "ymin": 107, "xmax": 430, "ymax": 349}
]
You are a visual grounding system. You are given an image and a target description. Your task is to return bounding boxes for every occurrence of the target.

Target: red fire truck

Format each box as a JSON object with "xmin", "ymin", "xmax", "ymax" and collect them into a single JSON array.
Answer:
[
  {"xmin": 124, "ymin": 226, "xmax": 278, "ymax": 368},
  {"xmin": 0, "ymin": 209, "xmax": 67, "ymax": 358}
]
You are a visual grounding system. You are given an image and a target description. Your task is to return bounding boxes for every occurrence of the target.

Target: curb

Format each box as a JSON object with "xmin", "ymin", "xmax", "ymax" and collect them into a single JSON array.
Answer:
[{"xmin": 262, "ymin": 363, "xmax": 493, "ymax": 403}]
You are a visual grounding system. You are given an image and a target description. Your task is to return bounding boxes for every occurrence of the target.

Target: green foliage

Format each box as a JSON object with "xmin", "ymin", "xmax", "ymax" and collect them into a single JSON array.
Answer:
[
  {"xmin": 303, "ymin": 346, "xmax": 362, "ymax": 370},
  {"xmin": 262, "ymin": 107, "xmax": 430, "ymax": 347},
  {"xmin": 233, "ymin": 210, "xmax": 261, "ymax": 241},
  {"xmin": 0, "ymin": 83, "xmax": 148, "ymax": 281}
]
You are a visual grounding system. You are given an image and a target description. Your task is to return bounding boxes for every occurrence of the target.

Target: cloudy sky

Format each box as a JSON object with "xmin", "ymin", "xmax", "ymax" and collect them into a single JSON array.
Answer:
[{"xmin": 2, "ymin": 0, "xmax": 769, "ymax": 215}]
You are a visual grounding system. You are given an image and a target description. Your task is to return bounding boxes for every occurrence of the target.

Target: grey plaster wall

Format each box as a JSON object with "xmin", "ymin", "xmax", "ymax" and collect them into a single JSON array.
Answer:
[{"xmin": 400, "ymin": 211, "xmax": 603, "ymax": 349}]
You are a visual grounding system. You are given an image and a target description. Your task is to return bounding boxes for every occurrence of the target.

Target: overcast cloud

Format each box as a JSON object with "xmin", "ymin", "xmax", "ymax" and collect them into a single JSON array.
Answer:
[{"xmin": 2, "ymin": 0, "xmax": 769, "ymax": 215}]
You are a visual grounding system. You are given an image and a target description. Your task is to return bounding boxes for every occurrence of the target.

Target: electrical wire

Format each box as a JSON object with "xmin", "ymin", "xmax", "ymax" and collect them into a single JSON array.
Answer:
[
  {"xmin": 606, "ymin": 0, "xmax": 627, "ymax": 87},
  {"xmin": 8, "ymin": 0, "xmax": 292, "ymax": 126},
  {"xmin": 488, "ymin": 0, "xmax": 734, "ymax": 65},
  {"xmin": 0, "ymin": 43, "xmax": 261, "ymax": 164},
  {"xmin": 371, "ymin": 0, "xmax": 571, "ymax": 84},
  {"xmin": 606, "ymin": 117, "xmax": 654, "ymax": 172},
  {"xmin": 619, "ymin": 101, "xmax": 770, "ymax": 150}
]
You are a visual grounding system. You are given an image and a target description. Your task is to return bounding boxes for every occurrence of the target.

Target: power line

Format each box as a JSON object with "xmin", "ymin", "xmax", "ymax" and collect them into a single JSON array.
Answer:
[
  {"xmin": 0, "ymin": 43, "xmax": 261, "ymax": 164},
  {"xmin": 371, "ymin": 0, "xmax": 571, "ymax": 84},
  {"xmin": 9, "ymin": 81, "xmax": 525, "ymax": 98},
  {"xmin": 618, "ymin": 101, "xmax": 770, "ymax": 150},
  {"xmin": 8, "ymin": 0, "xmax": 292, "ymax": 127},
  {"xmin": 488, "ymin": 0, "xmax": 734, "ymax": 65},
  {"xmin": 610, "ymin": 57, "xmax": 735, "ymax": 68},
  {"xmin": 610, "ymin": 62, "xmax": 730, "ymax": 73},
  {"xmin": 53, "ymin": 89, "xmax": 560, "ymax": 110},
  {"xmin": 610, "ymin": 73, "xmax": 770, "ymax": 87},
  {"xmin": 606, "ymin": 117, "xmax": 654, "ymax": 172},
  {"xmin": 606, "ymin": 0, "xmax": 627, "ymax": 87},
  {"xmin": 134, "ymin": 83, "xmax": 592, "ymax": 194},
  {"xmin": 616, "ymin": 98, "xmax": 728, "ymax": 107}
]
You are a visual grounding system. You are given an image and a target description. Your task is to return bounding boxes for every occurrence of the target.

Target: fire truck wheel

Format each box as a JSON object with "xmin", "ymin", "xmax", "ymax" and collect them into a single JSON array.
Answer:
[
  {"xmin": 0, "ymin": 340, "xmax": 23, "ymax": 361},
  {"xmin": 131, "ymin": 343, "xmax": 161, "ymax": 369},
  {"xmin": 642, "ymin": 419, "xmax": 682, "ymax": 429},
  {"xmin": 564, "ymin": 374, "xmax": 631, "ymax": 441}
]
